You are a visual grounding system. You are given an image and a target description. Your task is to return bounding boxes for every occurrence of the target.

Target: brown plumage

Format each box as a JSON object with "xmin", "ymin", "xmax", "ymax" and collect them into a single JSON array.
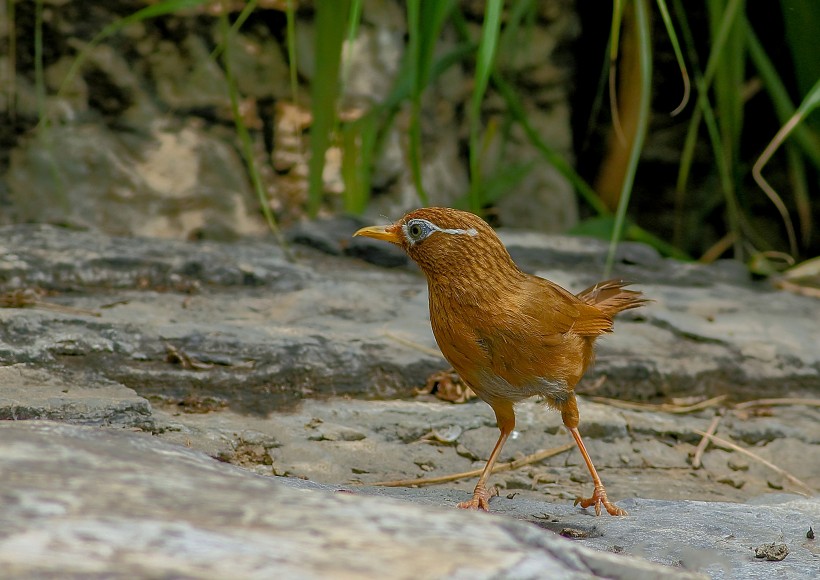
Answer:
[{"xmin": 355, "ymin": 207, "xmax": 648, "ymax": 515}]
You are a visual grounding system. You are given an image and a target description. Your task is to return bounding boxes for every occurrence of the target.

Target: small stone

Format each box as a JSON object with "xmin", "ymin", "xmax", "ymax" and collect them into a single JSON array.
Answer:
[
  {"xmin": 431, "ymin": 425, "xmax": 463, "ymax": 443},
  {"xmin": 531, "ymin": 470, "xmax": 556, "ymax": 484},
  {"xmin": 455, "ymin": 444, "xmax": 479, "ymax": 461},
  {"xmin": 728, "ymin": 459, "xmax": 749, "ymax": 471},
  {"xmin": 716, "ymin": 476, "xmax": 745, "ymax": 489},
  {"xmin": 754, "ymin": 543, "xmax": 789, "ymax": 561},
  {"xmin": 307, "ymin": 424, "xmax": 367, "ymax": 442},
  {"xmin": 504, "ymin": 476, "xmax": 533, "ymax": 491},
  {"xmin": 560, "ymin": 528, "xmax": 590, "ymax": 539}
]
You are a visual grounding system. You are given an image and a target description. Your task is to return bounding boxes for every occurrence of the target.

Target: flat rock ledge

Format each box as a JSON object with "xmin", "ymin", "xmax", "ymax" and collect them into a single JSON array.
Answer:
[{"xmin": 1, "ymin": 421, "xmax": 817, "ymax": 580}]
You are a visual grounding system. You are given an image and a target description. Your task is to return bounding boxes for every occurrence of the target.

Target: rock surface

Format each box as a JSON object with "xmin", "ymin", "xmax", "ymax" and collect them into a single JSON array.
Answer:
[
  {"xmin": 1, "ymin": 223, "xmax": 819, "ymax": 578},
  {"xmin": 0, "ymin": 420, "xmax": 796, "ymax": 580},
  {"xmin": 0, "ymin": 421, "xmax": 704, "ymax": 580}
]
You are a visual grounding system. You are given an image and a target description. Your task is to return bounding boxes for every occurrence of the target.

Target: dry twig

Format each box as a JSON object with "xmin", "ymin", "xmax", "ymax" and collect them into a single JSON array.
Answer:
[
  {"xmin": 0, "ymin": 289, "xmax": 101, "ymax": 317},
  {"xmin": 384, "ymin": 331, "xmax": 444, "ymax": 359},
  {"xmin": 365, "ymin": 442, "xmax": 575, "ymax": 488},
  {"xmin": 693, "ymin": 430, "xmax": 814, "ymax": 496},
  {"xmin": 691, "ymin": 413, "xmax": 722, "ymax": 469},
  {"xmin": 732, "ymin": 398, "xmax": 820, "ymax": 410},
  {"xmin": 587, "ymin": 394, "xmax": 727, "ymax": 414}
]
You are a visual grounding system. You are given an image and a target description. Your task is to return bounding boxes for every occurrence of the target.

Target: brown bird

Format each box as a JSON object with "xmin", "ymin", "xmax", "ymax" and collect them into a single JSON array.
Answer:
[{"xmin": 355, "ymin": 207, "xmax": 648, "ymax": 516}]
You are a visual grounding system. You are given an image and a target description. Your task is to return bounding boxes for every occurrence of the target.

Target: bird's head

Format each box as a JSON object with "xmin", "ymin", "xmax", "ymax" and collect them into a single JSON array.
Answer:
[{"xmin": 354, "ymin": 207, "xmax": 518, "ymax": 280}]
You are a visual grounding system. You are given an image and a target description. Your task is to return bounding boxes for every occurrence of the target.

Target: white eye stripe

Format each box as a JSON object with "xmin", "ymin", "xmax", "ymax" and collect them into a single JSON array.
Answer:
[
  {"xmin": 438, "ymin": 226, "xmax": 479, "ymax": 237},
  {"xmin": 403, "ymin": 219, "xmax": 478, "ymax": 245}
]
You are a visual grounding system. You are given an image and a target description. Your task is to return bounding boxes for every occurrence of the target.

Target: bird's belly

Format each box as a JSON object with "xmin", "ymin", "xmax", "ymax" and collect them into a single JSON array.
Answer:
[
  {"xmin": 472, "ymin": 369, "xmax": 569, "ymax": 406},
  {"xmin": 430, "ymin": 308, "xmax": 575, "ymax": 407}
]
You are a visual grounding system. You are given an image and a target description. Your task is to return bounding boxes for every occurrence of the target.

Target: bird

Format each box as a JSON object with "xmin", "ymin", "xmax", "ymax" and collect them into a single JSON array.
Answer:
[{"xmin": 354, "ymin": 207, "xmax": 648, "ymax": 516}]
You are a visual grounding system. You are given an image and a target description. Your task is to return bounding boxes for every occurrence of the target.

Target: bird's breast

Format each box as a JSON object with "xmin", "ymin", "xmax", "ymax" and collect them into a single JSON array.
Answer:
[{"xmin": 427, "ymin": 282, "xmax": 587, "ymax": 406}]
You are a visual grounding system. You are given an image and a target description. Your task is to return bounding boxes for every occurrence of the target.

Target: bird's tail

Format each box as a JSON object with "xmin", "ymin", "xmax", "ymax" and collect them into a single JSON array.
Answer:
[{"xmin": 576, "ymin": 279, "xmax": 649, "ymax": 317}]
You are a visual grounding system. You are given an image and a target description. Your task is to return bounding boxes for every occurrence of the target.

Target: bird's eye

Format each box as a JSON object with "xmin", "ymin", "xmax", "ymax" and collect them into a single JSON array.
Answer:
[
  {"xmin": 405, "ymin": 219, "xmax": 433, "ymax": 243},
  {"xmin": 404, "ymin": 219, "xmax": 438, "ymax": 245}
]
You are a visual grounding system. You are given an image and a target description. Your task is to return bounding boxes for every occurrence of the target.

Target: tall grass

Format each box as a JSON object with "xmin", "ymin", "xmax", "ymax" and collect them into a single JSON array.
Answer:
[
  {"xmin": 34, "ymin": 1, "xmax": 819, "ymax": 267},
  {"xmin": 307, "ymin": 1, "xmax": 350, "ymax": 217}
]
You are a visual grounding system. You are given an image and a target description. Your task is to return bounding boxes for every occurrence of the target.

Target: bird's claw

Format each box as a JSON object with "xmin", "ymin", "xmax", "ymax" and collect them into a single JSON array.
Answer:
[
  {"xmin": 457, "ymin": 484, "xmax": 498, "ymax": 511},
  {"xmin": 574, "ymin": 484, "xmax": 627, "ymax": 516}
]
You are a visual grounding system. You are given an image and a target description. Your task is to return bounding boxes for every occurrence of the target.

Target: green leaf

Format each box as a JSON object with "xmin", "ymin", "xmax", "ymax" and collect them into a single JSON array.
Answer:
[
  {"xmin": 219, "ymin": 12, "xmax": 289, "ymax": 258},
  {"xmin": 307, "ymin": 0, "xmax": 351, "ymax": 217},
  {"xmin": 341, "ymin": 114, "xmax": 379, "ymax": 214},
  {"xmin": 406, "ymin": 0, "xmax": 454, "ymax": 206},
  {"xmin": 468, "ymin": 0, "xmax": 504, "ymax": 213}
]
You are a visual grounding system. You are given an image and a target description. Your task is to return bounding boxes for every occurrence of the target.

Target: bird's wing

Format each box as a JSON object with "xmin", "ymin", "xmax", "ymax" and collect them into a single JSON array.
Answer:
[
  {"xmin": 517, "ymin": 275, "xmax": 614, "ymax": 337},
  {"xmin": 470, "ymin": 276, "xmax": 612, "ymax": 391}
]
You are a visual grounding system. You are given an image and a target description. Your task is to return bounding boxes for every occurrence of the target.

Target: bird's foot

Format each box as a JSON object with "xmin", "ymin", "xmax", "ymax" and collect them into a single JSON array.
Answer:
[
  {"xmin": 574, "ymin": 484, "xmax": 627, "ymax": 516},
  {"xmin": 457, "ymin": 484, "xmax": 498, "ymax": 511}
]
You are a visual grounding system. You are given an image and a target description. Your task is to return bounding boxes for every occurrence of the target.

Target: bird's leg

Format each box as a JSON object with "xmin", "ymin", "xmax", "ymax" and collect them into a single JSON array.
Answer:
[
  {"xmin": 562, "ymin": 396, "xmax": 627, "ymax": 516},
  {"xmin": 457, "ymin": 402, "xmax": 514, "ymax": 511}
]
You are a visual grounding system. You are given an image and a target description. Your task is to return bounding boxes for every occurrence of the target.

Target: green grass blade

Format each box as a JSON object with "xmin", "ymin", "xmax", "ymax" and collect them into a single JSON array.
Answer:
[
  {"xmin": 745, "ymin": 22, "xmax": 820, "ymax": 168},
  {"xmin": 794, "ymin": 77, "xmax": 820, "ymax": 117},
  {"xmin": 34, "ymin": 0, "xmax": 45, "ymax": 124},
  {"xmin": 286, "ymin": 0, "xmax": 299, "ymax": 107},
  {"xmin": 406, "ymin": 0, "xmax": 453, "ymax": 206},
  {"xmin": 491, "ymin": 73, "xmax": 609, "ymax": 216},
  {"xmin": 608, "ymin": 0, "xmax": 625, "ymax": 144},
  {"xmin": 219, "ymin": 12, "xmax": 289, "ymax": 259},
  {"xmin": 341, "ymin": 113, "xmax": 378, "ymax": 214},
  {"xmin": 58, "ymin": 0, "xmax": 212, "ymax": 98},
  {"xmin": 675, "ymin": 0, "xmax": 743, "ymax": 196},
  {"xmin": 785, "ymin": 142, "xmax": 810, "ymax": 249},
  {"xmin": 572, "ymin": 216, "xmax": 690, "ymax": 260},
  {"xmin": 417, "ymin": 1, "xmax": 455, "ymax": 88},
  {"xmin": 406, "ymin": 0, "xmax": 424, "ymax": 205},
  {"xmin": 780, "ymin": 0, "xmax": 820, "ymax": 112},
  {"xmin": 752, "ymin": 77, "xmax": 820, "ymax": 253},
  {"xmin": 655, "ymin": 0, "xmax": 690, "ymax": 115},
  {"xmin": 7, "ymin": 0, "xmax": 16, "ymax": 121},
  {"xmin": 341, "ymin": 0, "xmax": 363, "ymax": 89},
  {"xmin": 307, "ymin": 0, "xmax": 350, "ymax": 217},
  {"xmin": 209, "ymin": 0, "xmax": 257, "ymax": 61},
  {"xmin": 702, "ymin": 0, "xmax": 743, "ymax": 90},
  {"xmin": 497, "ymin": 0, "xmax": 536, "ymax": 69},
  {"xmin": 603, "ymin": 0, "xmax": 652, "ymax": 278},
  {"xmin": 468, "ymin": 0, "xmax": 503, "ymax": 213},
  {"xmin": 674, "ymin": 0, "xmax": 746, "ymax": 258},
  {"xmin": 671, "ymin": 0, "xmax": 700, "ymax": 208},
  {"xmin": 610, "ymin": 0, "xmax": 624, "ymax": 63},
  {"xmin": 707, "ymin": 0, "xmax": 745, "ymax": 185}
]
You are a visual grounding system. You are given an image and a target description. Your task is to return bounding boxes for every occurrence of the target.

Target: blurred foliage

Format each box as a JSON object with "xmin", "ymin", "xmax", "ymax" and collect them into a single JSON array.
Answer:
[{"xmin": 18, "ymin": 0, "xmax": 820, "ymax": 272}]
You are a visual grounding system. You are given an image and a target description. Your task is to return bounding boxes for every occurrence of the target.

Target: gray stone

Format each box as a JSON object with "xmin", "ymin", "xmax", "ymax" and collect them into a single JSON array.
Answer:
[
  {"xmin": 0, "ymin": 365, "xmax": 152, "ymax": 428},
  {"xmin": 0, "ymin": 421, "xmax": 704, "ymax": 580},
  {"xmin": 5, "ymin": 123, "xmax": 266, "ymax": 240},
  {"xmin": 1, "ymin": 224, "xmax": 819, "ymax": 578},
  {"xmin": 294, "ymin": 481, "xmax": 820, "ymax": 580}
]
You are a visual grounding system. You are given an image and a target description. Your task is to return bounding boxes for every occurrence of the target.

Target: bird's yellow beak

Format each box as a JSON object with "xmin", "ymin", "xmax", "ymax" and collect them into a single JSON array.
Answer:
[{"xmin": 353, "ymin": 224, "xmax": 401, "ymax": 244}]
